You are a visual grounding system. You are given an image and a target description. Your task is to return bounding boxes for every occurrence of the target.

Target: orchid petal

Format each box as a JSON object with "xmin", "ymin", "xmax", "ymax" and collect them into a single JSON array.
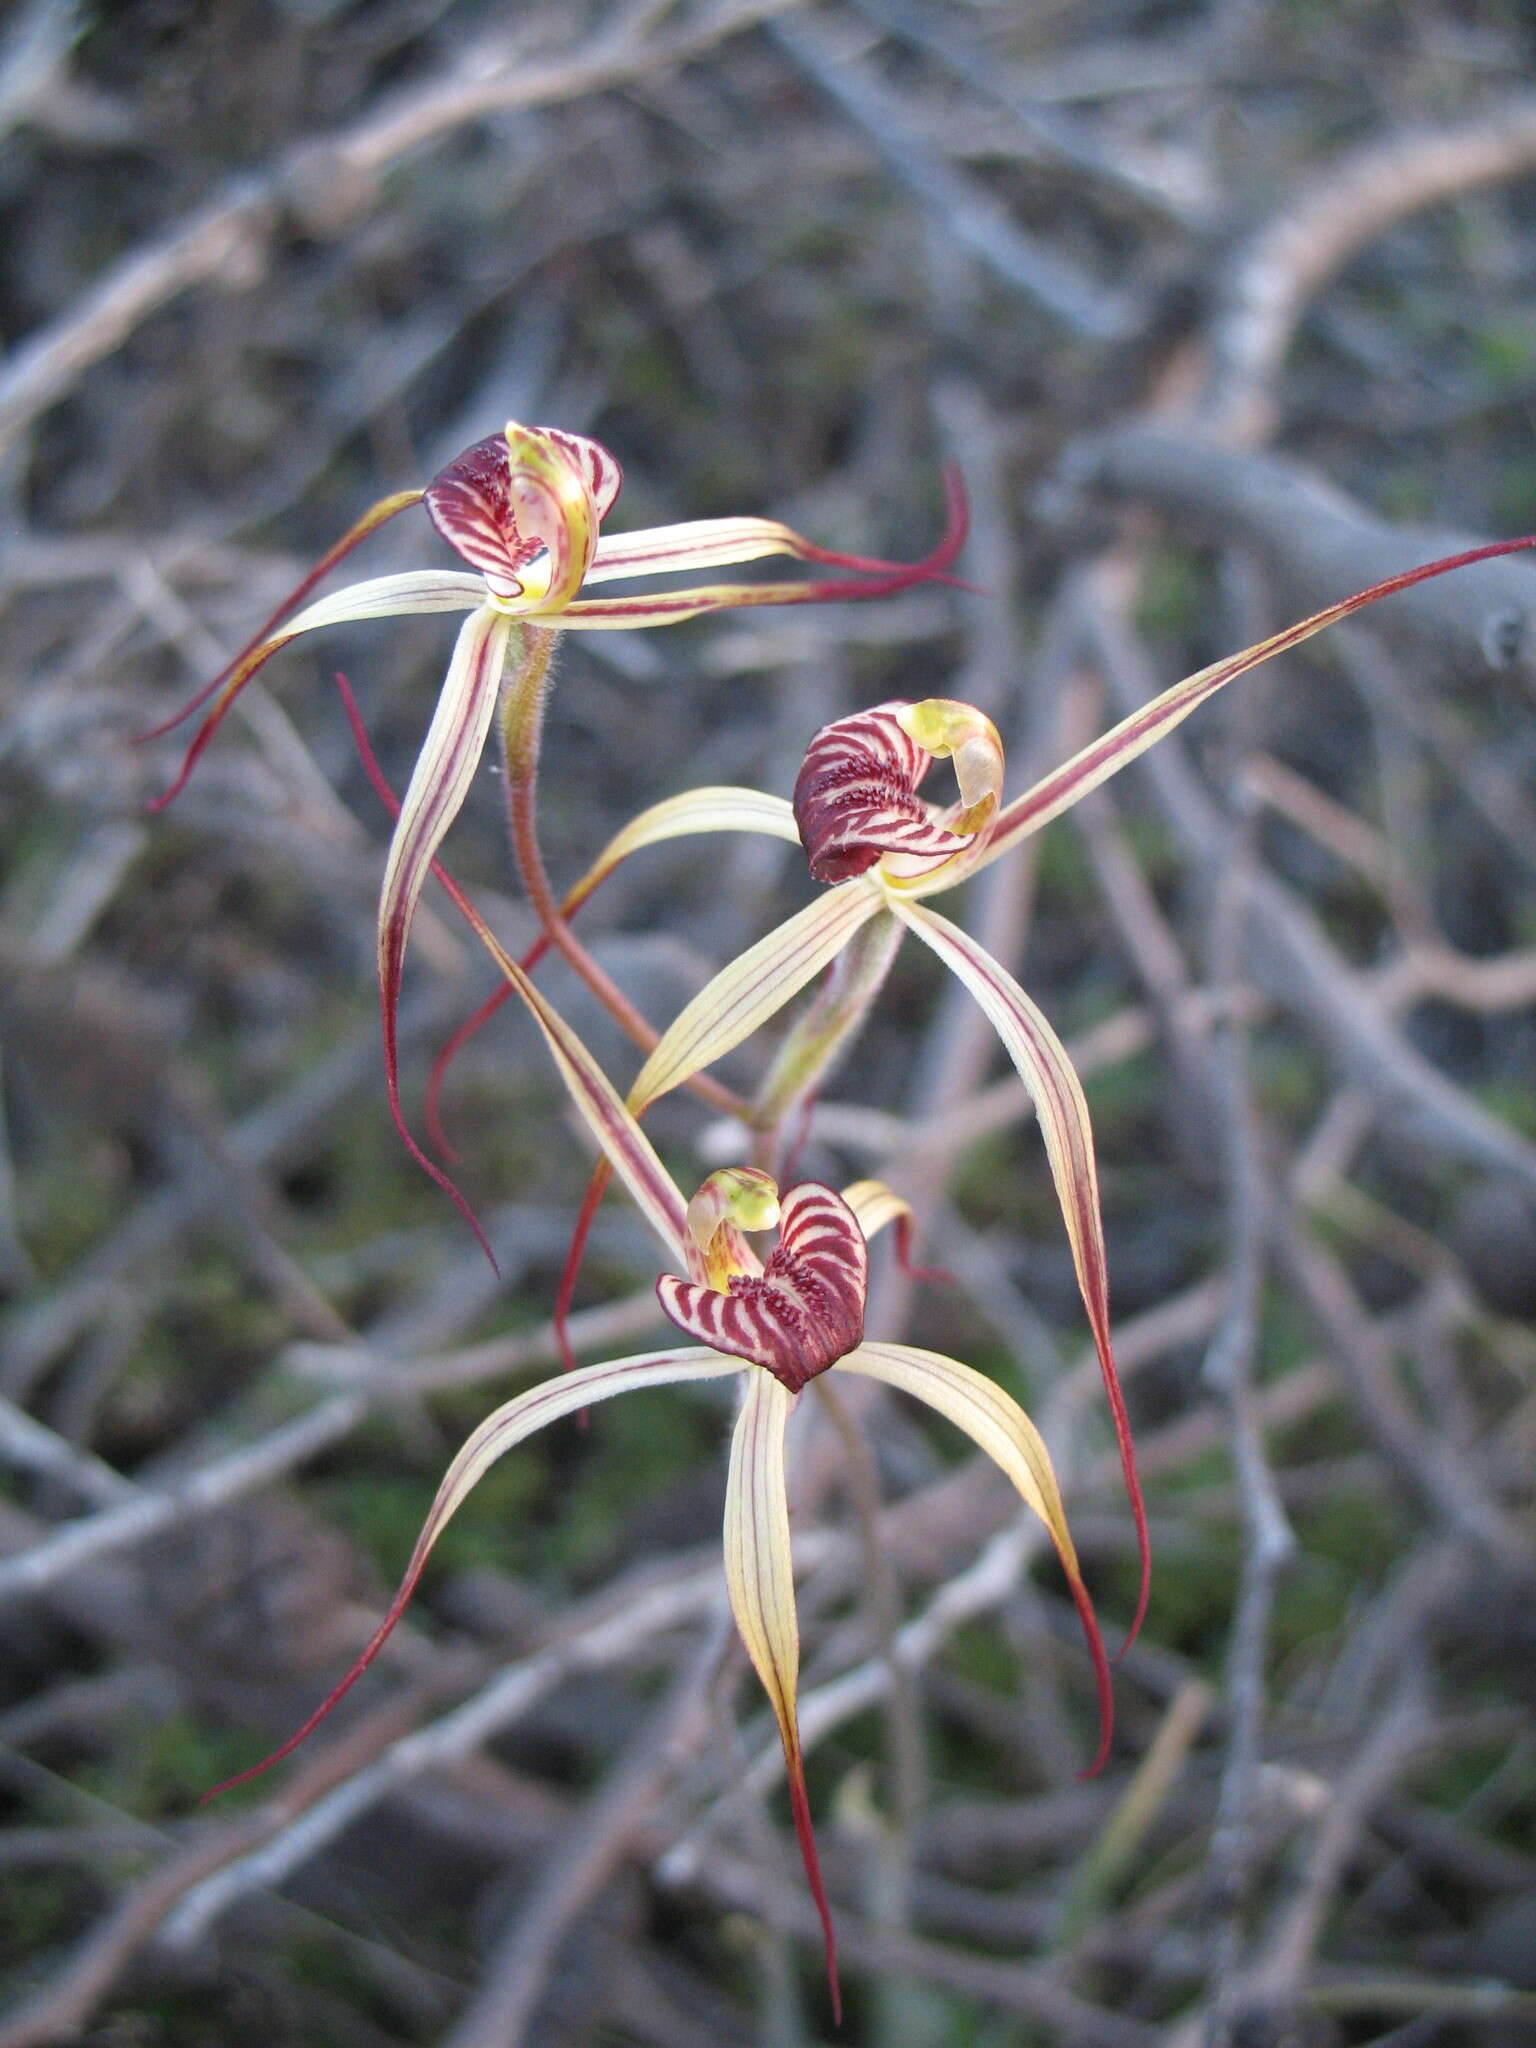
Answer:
[
  {"xmin": 509, "ymin": 995, "xmax": 689, "ymax": 1270},
  {"xmin": 840, "ymin": 1178, "xmax": 913, "ymax": 1244},
  {"xmin": 752, "ymin": 907, "xmax": 903, "ymax": 1129},
  {"xmin": 887, "ymin": 897, "xmax": 1150, "ymax": 1651},
  {"xmin": 558, "ymin": 788, "xmax": 801, "ymax": 924},
  {"xmin": 586, "ymin": 512, "xmax": 947, "ymax": 584},
  {"xmin": 580, "ymin": 466, "xmax": 968, "ymax": 600},
  {"xmin": 330, "ymin": 664, "xmax": 690, "ymax": 1274},
  {"xmin": 424, "ymin": 788, "xmax": 801, "ymax": 1160},
  {"xmin": 556, "ymin": 570, "xmax": 940, "ymax": 630},
  {"xmin": 276, "ymin": 571, "xmax": 493, "ymax": 636},
  {"xmin": 725, "ymin": 1369, "xmax": 841, "ymax": 2022},
  {"xmin": 979, "ymin": 533, "xmax": 1536, "ymax": 873},
  {"xmin": 377, "ymin": 828, "xmax": 692, "ymax": 1270},
  {"xmin": 138, "ymin": 490, "xmax": 426, "ymax": 746},
  {"xmin": 626, "ymin": 883, "xmax": 885, "ymax": 1115},
  {"xmin": 148, "ymin": 573, "xmax": 488, "ymax": 810},
  {"xmin": 839, "ymin": 1341, "xmax": 1113, "ymax": 1773},
  {"xmin": 838, "ymin": 1179, "xmax": 950, "ymax": 1285},
  {"xmin": 376, "ymin": 607, "xmax": 512, "ymax": 1246},
  {"xmin": 207, "ymin": 1348, "xmax": 740, "ymax": 1800}
]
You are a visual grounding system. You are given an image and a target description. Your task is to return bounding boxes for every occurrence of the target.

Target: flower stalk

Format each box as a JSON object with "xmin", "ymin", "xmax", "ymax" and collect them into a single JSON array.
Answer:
[{"xmin": 149, "ymin": 420, "xmax": 967, "ymax": 1216}]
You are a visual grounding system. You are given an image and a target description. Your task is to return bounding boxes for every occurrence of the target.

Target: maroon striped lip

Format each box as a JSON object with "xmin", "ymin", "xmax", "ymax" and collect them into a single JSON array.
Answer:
[
  {"xmin": 792, "ymin": 701, "xmax": 972, "ymax": 884},
  {"xmin": 422, "ymin": 425, "xmax": 621, "ymax": 603},
  {"xmin": 656, "ymin": 1182, "xmax": 867, "ymax": 1393},
  {"xmin": 423, "ymin": 434, "xmax": 556, "ymax": 599}
]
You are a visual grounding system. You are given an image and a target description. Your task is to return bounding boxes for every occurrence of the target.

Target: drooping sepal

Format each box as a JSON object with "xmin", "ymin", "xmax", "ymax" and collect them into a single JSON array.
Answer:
[
  {"xmin": 724, "ymin": 1369, "xmax": 842, "ymax": 2021},
  {"xmin": 839, "ymin": 1341, "xmax": 1114, "ymax": 1774},
  {"xmin": 887, "ymin": 896, "xmax": 1151, "ymax": 1650},
  {"xmin": 659, "ymin": 1182, "xmax": 867, "ymax": 1393},
  {"xmin": 375, "ymin": 608, "xmax": 514, "ymax": 1251}
]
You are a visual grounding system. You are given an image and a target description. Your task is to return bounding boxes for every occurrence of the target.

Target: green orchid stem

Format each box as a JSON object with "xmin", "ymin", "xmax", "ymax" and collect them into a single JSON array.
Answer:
[
  {"xmin": 752, "ymin": 908, "xmax": 904, "ymax": 1138},
  {"xmin": 497, "ymin": 624, "xmax": 753, "ymax": 1125}
]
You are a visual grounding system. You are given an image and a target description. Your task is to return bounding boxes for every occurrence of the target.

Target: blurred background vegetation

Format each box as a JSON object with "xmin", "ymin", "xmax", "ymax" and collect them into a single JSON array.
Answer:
[{"xmin": 2, "ymin": 1, "xmax": 1536, "ymax": 2043}]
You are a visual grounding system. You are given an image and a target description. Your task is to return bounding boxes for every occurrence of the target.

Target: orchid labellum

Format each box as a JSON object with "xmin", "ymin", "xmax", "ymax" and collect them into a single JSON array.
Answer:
[
  {"xmin": 145, "ymin": 421, "xmax": 966, "ymax": 1244},
  {"xmin": 207, "ymin": 923, "xmax": 1108, "ymax": 2026}
]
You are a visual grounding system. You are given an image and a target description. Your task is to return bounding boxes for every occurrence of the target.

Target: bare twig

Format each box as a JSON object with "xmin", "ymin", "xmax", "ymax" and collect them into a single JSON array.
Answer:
[
  {"xmin": 768, "ymin": 15, "xmax": 1135, "ymax": 339},
  {"xmin": 441, "ymin": 1621, "xmax": 728, "ymax": 2048},
  {"xmin": 1205, "ymin": 94, "xmax": 1536, "ymax": 441},
  {"xmin": 0, "ymin": 0, "xmax": 804, "ymax": 458},
  {"xmin": 1198, "ymin": 810, "xmax": 1297, "ymax": 2047}
]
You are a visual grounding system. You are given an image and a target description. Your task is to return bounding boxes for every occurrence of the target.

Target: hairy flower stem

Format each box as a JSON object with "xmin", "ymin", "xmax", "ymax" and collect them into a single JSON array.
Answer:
[{"xmin": 498, "ymin": 624, "xmax": 750, "ymax": 1123}]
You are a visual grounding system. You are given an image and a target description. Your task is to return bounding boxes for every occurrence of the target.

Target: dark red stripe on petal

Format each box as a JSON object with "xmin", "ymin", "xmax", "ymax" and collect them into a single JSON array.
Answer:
[
  {"xmin": 658, "ymin": 1183, "xmax": 866, "ymax": 1390},
  {"xmin": 542, "ymin": 426, "xmax": 623, "ymax": 521},
  {"xmin": 793, "ymin": 702, "xmax": 971, "ymax": 883},
  {"xmin": 424, "ymin": 434, "xmax": 554, "ymax": 599}
]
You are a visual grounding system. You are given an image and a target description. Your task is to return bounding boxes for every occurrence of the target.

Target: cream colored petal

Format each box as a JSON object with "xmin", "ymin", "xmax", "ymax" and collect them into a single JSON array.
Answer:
[
  {"xmin": 278, "ymin": 570, "xmax": 489, "ymax": 635},
  {"xmin": 627, "ymin": 883, "xmax": 884, "ymax": 1115},
  {"xmin": 210, "ymin": 1348, "xmax": 741, "ymax": 1798},
  {"xmin": 556, "ymin": 788, "xmax": 800, "ymax": 926},
  {"xmin": 839, "ymin": 1341, "xmax": 1112, "ymax": 1771},
  {"xmin": 979, "ymin": 536, "xmax": 1536, "ymax": 872},
  {"xmin": 886, "ymin": 895, "xmax": 1149, "ymax": 1648},
  {"xmin": 724, "ymin": 1371, "xmax": 841, "ymax": 2016}
]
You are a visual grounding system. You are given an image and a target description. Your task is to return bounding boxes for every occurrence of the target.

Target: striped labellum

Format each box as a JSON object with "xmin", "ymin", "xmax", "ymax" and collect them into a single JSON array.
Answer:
[
  {"xmin": 657, "ymin": 1182, "xmax": 868, "ymax": 1393},
  {"xmin": 424, "ymin": 423, "xmax": 623, "ymax": 606},
  {"xmin": 793, "ymin": 699, "xmax": 993, "ymax": 884}
]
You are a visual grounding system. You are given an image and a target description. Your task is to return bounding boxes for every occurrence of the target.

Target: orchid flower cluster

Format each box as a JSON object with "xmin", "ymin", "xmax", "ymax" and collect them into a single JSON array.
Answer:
[{"xmin": 156, "ymin": 419, "xmax": 1536, "ymax": 2021}]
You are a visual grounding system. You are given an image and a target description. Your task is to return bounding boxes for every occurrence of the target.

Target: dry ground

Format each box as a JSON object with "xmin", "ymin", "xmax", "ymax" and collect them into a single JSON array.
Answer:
[{"xmin": 2, "ymin": 3, "xmax": 1535, "ymax": 2043}]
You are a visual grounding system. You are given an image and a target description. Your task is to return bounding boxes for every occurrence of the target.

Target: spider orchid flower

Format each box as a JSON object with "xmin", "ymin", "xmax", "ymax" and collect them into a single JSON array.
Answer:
[
  {"xmin": 531, "ymin": 531, "xmax": 1536, "ymax": 1653},
  {"xmin": 145, "ymin": 420, "xmax": 967, "ymax": 1246},
  {"xmin": 207, "ymin": 922, "xmax": 1109, "ymax": 2026}
]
